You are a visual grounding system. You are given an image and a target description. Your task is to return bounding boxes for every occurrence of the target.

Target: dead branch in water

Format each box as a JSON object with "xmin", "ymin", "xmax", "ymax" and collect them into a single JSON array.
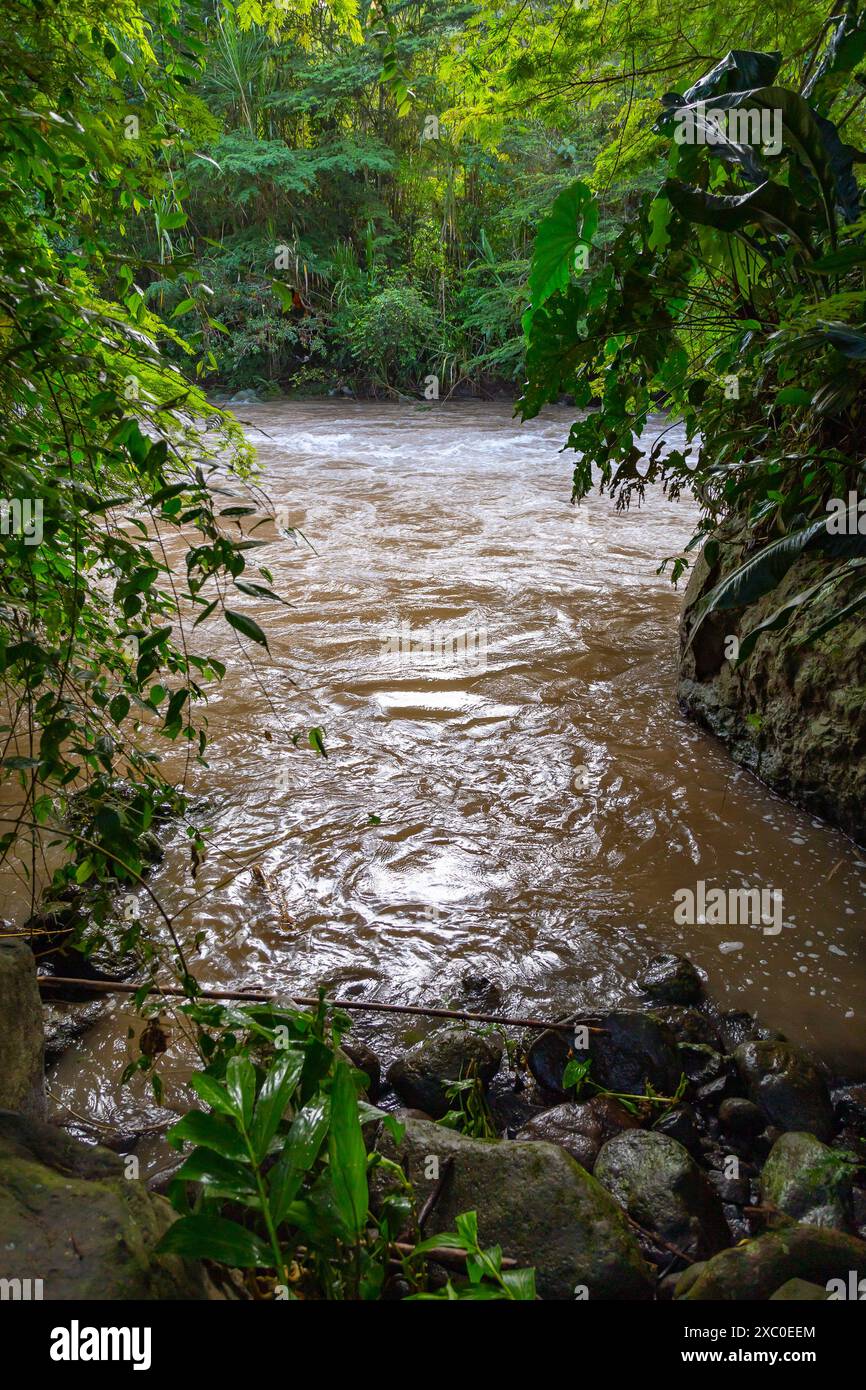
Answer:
[{"xmin": 36, "ymin": 974, "xmax": 604, "ymax": 1033}]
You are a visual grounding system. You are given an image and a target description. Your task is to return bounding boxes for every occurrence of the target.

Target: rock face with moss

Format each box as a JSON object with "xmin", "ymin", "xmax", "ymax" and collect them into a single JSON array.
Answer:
[
  {"xmin": 0, "ymin": 941, "xmax": 45, "ymax": 1118},
  {"xmin": 0, "ymin": 1111, "xmax": 209, "ymax": 1299},
  {"xmin": 678, "ymin": 522, "xmax": 866, "ymax": 844}
]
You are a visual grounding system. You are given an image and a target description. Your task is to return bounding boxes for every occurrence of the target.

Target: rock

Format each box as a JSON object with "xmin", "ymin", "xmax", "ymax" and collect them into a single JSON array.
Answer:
[
  {"xmin": 674, "ymin": 1224, "xmax": 866, "ymax": 1300},
  {"xmin": 707, "ymin": 1170, "xmax": 750, "ymax": 1205},
  {"xmin": 769, "ymin": 1278, "xmax": 830, "ymax": 1300},
  {"xmin": 524, "ymin": 1027, "xmax": 573, "ymax": 1096},
  {"xmin": 228, "ymin": 389, "xmax": 260, "ymax": 405},
  {"xmin": 456, "ymin": 971, "xmax": 503, "ymax": 1014},
  {"xmin": 638, "ymin": 954, "xmax": 704, "ymax": 1005},
  {"xmin": 0, "ymin": 1111, "xmax": 208, "ymax": 1299},
  {"xmin": 515, "ymin": 1096, "xmax": 639, "ymax": 1170},
  {"xmin": 372, "ymin": 1117, "xmax": 653, "ymax": 1300},
  {"xmin": 386, "ymin": 1026, "xmax": 502, "ymax": 1119},
  {"xmin": 529, "ymin": 1010, "xmax": 682, "ymax": 1100},
  {"xmin": 695, "ymin": 1074, "xmax": 739, "ymax": 1110},
  {"xmin": 0, "ymin": 941, "xmax": 45, "ymax": 1118},
  {"xmin": 43, "ymin": 998, "xmax": 108, "ymax": 1065},
  {"xmin": 341, "ymin": 1040, "xmax": 381, "ymax": 1100},
  {"xmin": 761, "ymin": 1132, "xmax": 854, "ymax": 1231},
  {"xmin": 678, "ymin": 1043, "xmax": 727, "ymax": 1086},
  {"xmin": 722, "ymin": 1203, "xmax": 752, "ymax": 1243},
  {"xmin": 594, "ymin": 1130, "xmax": 729, "ymax": 1262},
  {"xmin": 734, "ymin": 1041, "xmax": 834, "ymax": 1141},
  {"xmin": 678, "ymin": 516, "xmax": 866, "ymax": 846},
  {"xmin": 833, "ymin": 1083, "xmax": 866, "ymax": 1133},
  {"xmin": 653, "ymin": 1105, "xmax": 701, "ymax": 1155},
  {"xmin": 649, "ymin": 1006, "xmax": 721, "ymax": 1047},
  {"xmin": 719, "ymin": 1097, "xmax": 765, "ymax": 1138},
  {"xmin": 717, "ymin": 1009, "xmax": 765, "ymax": 1052}
]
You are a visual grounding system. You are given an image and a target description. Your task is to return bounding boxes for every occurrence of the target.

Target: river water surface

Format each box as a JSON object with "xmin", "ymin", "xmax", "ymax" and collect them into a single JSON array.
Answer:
[{"xmin": 46, "ymin": 401, "xmax": 866, "ymax": 1150}]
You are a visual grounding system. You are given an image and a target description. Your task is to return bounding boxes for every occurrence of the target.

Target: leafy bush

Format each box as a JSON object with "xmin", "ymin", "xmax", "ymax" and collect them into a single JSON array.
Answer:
[
  {"xmin": 521, "ymin": 27, "xmax": 866, "ymax": 648},
  {"xmin": 158, "ymin": 996, "xmax": 536, "ymax": 1300},
  {"xmin": 338, "ymin": 283, "xmax": 439, "ymax": 391}
]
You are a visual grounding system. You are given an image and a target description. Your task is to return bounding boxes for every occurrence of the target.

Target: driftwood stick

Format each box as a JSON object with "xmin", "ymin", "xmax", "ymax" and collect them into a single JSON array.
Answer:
[
  {"xmin": 418, "ymin": 1156, "xmax": 455, "ymax": 1233},
  {"xmin": 36, "ymin": 974, "xmax": 601, "ymax": 1033},
  {"xmin": 390, "ymin": 1240, "xmax": 517, "ymax": 1270}
]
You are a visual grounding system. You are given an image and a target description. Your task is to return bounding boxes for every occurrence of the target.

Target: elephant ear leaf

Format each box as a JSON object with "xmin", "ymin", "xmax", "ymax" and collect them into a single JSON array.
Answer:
[
  {"xmin": 688, "ymin": 522, "xmax": 866, "ymax": 652},
  {"xmin": 663, "ymin": 178, "xmax": 816, "ymax": 250},
  {"xmin": 526, "ymin": 181, "xmax": 596, "ymax": 323},
  {"xmin": 680, "ymin": 49, "xmax": 782, "ymax": 103},
  {"xmin": 803, "ymin": 9, "xmax": 866, "ymax": 115}
]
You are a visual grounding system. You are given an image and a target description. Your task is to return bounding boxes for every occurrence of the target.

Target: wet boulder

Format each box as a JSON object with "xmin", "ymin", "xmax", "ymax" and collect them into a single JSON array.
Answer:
[
  {"xmin": 372, "ymin": 1117, "xmax": 653, "ymax": 1300},
  {"xmin": 386, "ymin": 1026, "xmax": 502, "ymax": 1118},
  {"xmin": 0, "ymin": 1111, "xmax": 208, "ymax": 1299},
  {"xmin": 674, "ymin": 1224, "xmax": 866, "ymax": 1300},
  {"xmin": 678, "ymin": 1043, "xmax": 728, "ymax": 1087},
  {"xmin": 586, "ymin": 1011, "xmax": 683, "ymax": 1098},
  {"xmin": 718, "ymin": 1096, "xmax": 765, "ymax": 1138},
  {"xmin": 638, "ymin": 954, "xmax": 704, "ymax": 1006},
  {"xmin": 515, "ymin": 1096, "xmax": 639, "ymax": 1170},
  {"xmin": 653, "ymin": 1104, "xmax": 702, "ymax": 1156},
  {"xmin": 734, "ymin": 1041, "xmax": 834, "ymax": 1141},
  {"xmin": 718, "ymin": 1009, "xmax": 784, "ymax": 1052},
  {"xmin": 648, "ymin": 1006, "xmax": 721, "ymax": 1048},
  {"xmin": 769, "ymin": 1278, "xmax": 831, "ymax": 1300},
  {"xmin": 529, "ymin": 1010, "xmax": 682, "ymax": 1101},
  {"xmin": 594, "ymin": 1129, "xmax": 729, "ymax": 1262},
  {"xmin": 761, "ymin": 1132, "xmax": 854, "ymax": 1231},
  {"xmin": 524, "ymin": 1027, "xmax": 573, "ymax": 1097}
]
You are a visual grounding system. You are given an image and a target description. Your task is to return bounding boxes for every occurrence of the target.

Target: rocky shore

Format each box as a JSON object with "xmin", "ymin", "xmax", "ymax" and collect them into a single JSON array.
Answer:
[{"xmin": 3, "ymin": 940, "xmax": 865, "ymax": 1300}]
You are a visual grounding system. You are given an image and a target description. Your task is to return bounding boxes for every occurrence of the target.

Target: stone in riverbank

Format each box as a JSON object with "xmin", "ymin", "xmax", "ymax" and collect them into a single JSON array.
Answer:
[
  {"xmin": 373, "ymin": 1117, "xmax": 653, "ymax": 1299},
  {"xmin": 515, "ymin": 1096, "xmax": 639, "ymax": 1170},
  {"xmin": 761, "ymin": 1132, "xmax": 855, "ymax": 1231},
  {"xmin": 674, "ymin": 1224, "xmax": 866, "ymax": 1300},
  {"xmin": 527, "ymin": 1010, "xmax": 681, "ymax": 1100},
  {"xmin": 594, "ymin": 1129, "xmax": 730, "ymax": 1262},
  {"xmin": 734, "ymin": 1041, "xmax": 834, "ymax": 1141},
  {"xmin": 0, "ymin": 1110, "xmax": 208, "ymax": 1299},
  {"xmin": 638, "ymin": 953, "xmax": 705, "ymax": 1006},
  {"xmin": 386, "ymin": 1026, "xmax": 502, "ymax": 1118},
  {"xmin": 0, "ymin": 940, "xmax": 45, "ymax": 1118}
]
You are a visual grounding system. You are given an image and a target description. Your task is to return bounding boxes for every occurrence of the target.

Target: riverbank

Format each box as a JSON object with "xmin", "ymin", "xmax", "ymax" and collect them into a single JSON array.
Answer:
[{"xmin": 4, "ymin": 939, "xmax": 866, "ymax": 1299}]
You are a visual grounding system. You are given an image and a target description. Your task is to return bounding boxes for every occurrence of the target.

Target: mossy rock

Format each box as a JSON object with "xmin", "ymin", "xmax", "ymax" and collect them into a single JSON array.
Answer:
[
  {"xmin": 674, "ymin": 1224, "xmax": 866, "ymax": 1300},
  {"xmin": 373, "ymin": 1116, "xmax": 653, "ymax": 1300},
  {"xmin": 0, "ymin": 1111, "xmax": 208, "ymax": 1299}
]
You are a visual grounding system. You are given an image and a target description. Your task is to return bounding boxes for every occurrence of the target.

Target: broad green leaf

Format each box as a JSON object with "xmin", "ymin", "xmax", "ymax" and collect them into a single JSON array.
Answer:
[
  {"xmin": 156, "ymin": 1214, "xmax": 271, "ymax": 1268},
  {"xmin": 225, "ymin": 609, "xmax": 269, "ymax": 650},
  {"xmin": 326, "ymin": 1062, "xmax": 368, "ymax": 1239},
  {"xmin": 251, "ymin": 1050, "xmax": 305, "ymax": 1162},
  {"xmin": 167, "ymin": 1110, "xmax": 248, "ymax": 1161}
]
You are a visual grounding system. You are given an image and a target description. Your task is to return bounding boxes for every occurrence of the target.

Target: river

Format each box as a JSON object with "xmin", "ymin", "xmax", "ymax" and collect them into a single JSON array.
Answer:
[{"xmin": 45, "ymin": 400, "xmax": 866, "ymax": 1153}]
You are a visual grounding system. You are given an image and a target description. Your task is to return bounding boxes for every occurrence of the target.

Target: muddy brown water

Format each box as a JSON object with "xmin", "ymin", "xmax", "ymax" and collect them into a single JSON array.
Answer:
[{"xmin": 31, "ymin": 401, "xmax": 866, "ymax": 1154}]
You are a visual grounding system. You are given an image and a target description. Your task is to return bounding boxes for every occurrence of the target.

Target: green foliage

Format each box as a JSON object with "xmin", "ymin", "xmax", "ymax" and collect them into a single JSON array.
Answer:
[
  {"xmin": 159, "ymin": 997, "xmax": 535, "ymax": 1300},
  {"xmin": 339, "ymin": 282, "xmax": 439, "ymax": 390},
  {"xmin": 522, "ymin": 20, "xmax": 866, "ymax": 648}
]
